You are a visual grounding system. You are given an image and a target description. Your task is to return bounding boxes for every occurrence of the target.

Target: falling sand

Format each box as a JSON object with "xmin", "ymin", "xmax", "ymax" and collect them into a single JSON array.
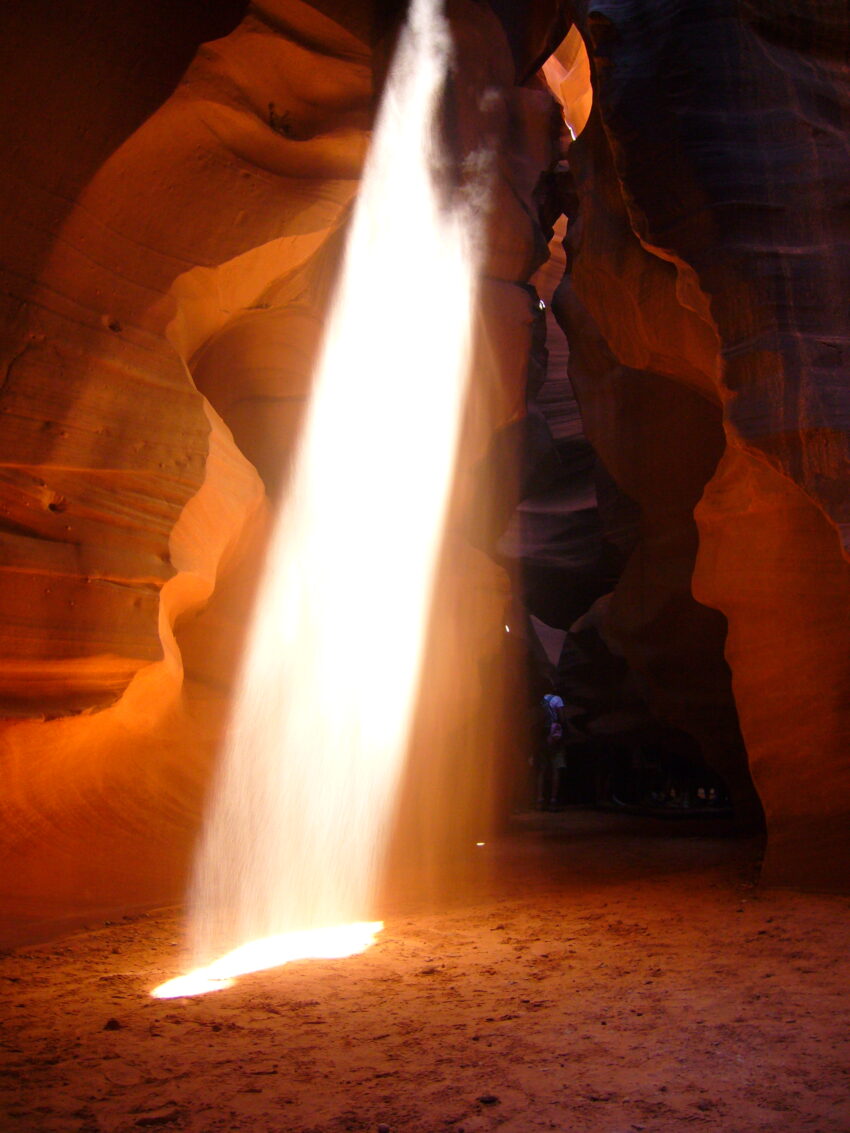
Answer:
[{"xmin": 177, "ymin": 0, "xmax": 486, "ymax": 992}]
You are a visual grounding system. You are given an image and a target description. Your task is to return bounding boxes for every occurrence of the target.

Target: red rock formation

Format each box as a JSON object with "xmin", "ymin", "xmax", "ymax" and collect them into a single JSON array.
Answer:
[
  {"xmin": 0, "ymin": 0, "xmax": 569, "ymax": 934},
  {"xmin": 550, "ymin": 111, "xmax": 760, "ymax": 823},
  {"xmin": 384, "ymin": 1, "xmax": 571, "ymax": 892},
  {"xmin": 3, "ymin": 0, "xmax": 848, "ymax": 929},
  {"xmin": 0, "ymin": 0, "xmax": 373, "ymax": 925},
  {"xmin": 561, "ymin": 1, "xmax": 850, "ymax": 887}
]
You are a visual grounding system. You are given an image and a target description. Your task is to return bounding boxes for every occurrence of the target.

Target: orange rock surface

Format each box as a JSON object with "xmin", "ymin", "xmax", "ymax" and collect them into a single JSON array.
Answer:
[
  {"xmin": 561, "ymin": 0, "xmax": 850, "ymax": 888},
  {"xmin": 1, "ymin": 0, "xmax": 849, "ymax": 939},
  {"xmin": 0, "ymin": 0, "xmax": 371, "ymax": 924},
  {"xmin": 0, "ymin": 0, "xmax": 568, "ymax": 933}
]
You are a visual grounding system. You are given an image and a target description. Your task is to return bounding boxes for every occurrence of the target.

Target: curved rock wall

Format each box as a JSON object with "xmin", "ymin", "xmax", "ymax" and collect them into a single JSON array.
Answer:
[
  {"xmin": 551, "ymin": 111, "xmax": 760, "ymax": 822},
  {"xmin": 563, "ymin": 0, "xmax": 850, "ymax": 887},
  {"xmin": 384, "ymin": 1, "xmax": 570, "ymax": 894},
  {"xmin": 3, "ymin": 0, "xmax": 848, "ymax": 924},
  {"xmin": 0, "ymin": 0, "xmax": 374, "ymax": 926},
  {"xmin": 0, "ymin": 0, "xmax": 569, "ymax": 934}
]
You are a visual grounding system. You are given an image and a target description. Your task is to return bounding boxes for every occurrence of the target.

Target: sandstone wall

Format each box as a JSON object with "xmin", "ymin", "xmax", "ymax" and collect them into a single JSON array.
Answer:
[
  {"xmin": 4, "ymin": 0, "xmax": 847, "ymax": 924},
  {"xmin": 0, "ymin": 0, "xmax": 373, "ymax": 930},
  {"xmin": 562, "ymin": 0, "xmax": 850, "ymax": 887},
  {"xmin": 0, "ymin": 0, "xmax": 568, "ymax": 936}
]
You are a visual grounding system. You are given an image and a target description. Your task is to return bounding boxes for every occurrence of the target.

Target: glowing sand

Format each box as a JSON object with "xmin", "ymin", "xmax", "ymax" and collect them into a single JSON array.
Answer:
[
  {"xmin": 153, "ymin": 0, "xmax": 485, "ymax": 997},
  {"xmin": 151, "ymin": 922, "xmax": 383, "ymax": 999}
]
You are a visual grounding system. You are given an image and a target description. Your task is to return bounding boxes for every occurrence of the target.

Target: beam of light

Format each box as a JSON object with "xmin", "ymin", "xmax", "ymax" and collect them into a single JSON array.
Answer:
[{"xmin": 152, "ymin": 0, "xmax": 487, "ymax": 998}]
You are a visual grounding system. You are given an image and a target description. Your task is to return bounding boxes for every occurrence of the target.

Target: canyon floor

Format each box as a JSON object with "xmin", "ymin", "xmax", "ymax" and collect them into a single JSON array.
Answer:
[{"xmin": 1, "ymin": 810, "xmax": 849, "ymax": 1133}]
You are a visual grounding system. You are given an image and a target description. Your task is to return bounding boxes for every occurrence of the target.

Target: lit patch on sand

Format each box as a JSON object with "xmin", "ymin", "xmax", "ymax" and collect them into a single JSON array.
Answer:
[{"xmin": 151, "ymin": 921, "xmax": 383, "ymax": 999}]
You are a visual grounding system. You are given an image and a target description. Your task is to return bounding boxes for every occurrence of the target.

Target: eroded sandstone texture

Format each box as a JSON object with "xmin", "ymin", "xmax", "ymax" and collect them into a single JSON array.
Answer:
[
  {"xmin": 549, "ymin": 112, "xmax": 760, "ymax": 823},
  {"xmin": 561, "ymin": 0, "xmax": 850, "ymax": 888},
  {"xmin": 0, "ymin": 0, "xmax": 372, "ymax": 924},
  {"xmin": 1, "ymin": 0, "xmax": 849, "ymax": 934},
  {"xmin": 0, "ymin": 0, "xmax": 569, "ymax": 933}
]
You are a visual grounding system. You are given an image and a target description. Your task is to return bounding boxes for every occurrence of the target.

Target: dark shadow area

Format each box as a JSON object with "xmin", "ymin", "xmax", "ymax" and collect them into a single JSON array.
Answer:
[{"xmin": 0, "ymin": 0, "xmax": 248, "ymax": 283}]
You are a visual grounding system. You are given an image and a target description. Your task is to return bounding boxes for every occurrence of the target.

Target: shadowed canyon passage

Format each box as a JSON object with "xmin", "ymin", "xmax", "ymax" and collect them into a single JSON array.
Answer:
[{"xmin": 1, "ymin": 0, "xmax": 850, "ymax": 1129}]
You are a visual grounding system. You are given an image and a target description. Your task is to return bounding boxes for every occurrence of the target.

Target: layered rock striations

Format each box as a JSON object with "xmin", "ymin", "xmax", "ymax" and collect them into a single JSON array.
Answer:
[
  {"xmin": 0, "ymin": 0, "xmax": 571, "ymax": 931},
  {"xmin": 561, "ymin": 0, "xmax": 850, "ymax": 886},
  {"xmin": 382, "ymin": 1, "xmax": 575, "ymax": 890},
  {"xmin": 548, "ymin": 111, "xmax": 759, "ymax": 821},
  {"xmin": 2, "ymin": 0, "xmax": 849, "ymax": 926},
  {"xmin": 0, "ymin": 0, "xmax": 375, "ymax": 924}
]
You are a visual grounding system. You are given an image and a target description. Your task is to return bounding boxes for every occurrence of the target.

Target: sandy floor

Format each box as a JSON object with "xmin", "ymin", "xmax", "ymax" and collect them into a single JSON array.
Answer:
[{"xmin": 2, "ymin": 810, "xmax": 849, "ymax": 1133}]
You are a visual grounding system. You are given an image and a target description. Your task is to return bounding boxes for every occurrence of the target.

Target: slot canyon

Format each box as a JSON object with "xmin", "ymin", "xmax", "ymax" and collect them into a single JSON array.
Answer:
[{"xmin": 1, "ymin": 1, "xmax": 848, "ymax": 1131}]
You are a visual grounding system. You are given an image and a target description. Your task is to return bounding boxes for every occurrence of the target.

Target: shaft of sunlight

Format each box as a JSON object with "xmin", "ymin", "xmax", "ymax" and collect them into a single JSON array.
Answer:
[{"xmin": 151, "ymin": 0, "xmax": 487, "ymax": 998}]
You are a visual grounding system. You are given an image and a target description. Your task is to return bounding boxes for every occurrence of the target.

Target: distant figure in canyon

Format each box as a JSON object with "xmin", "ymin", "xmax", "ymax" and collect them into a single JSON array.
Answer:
[{"xmin": 537, "ymin": 690, "xmax": 567, "ymax": 810}]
